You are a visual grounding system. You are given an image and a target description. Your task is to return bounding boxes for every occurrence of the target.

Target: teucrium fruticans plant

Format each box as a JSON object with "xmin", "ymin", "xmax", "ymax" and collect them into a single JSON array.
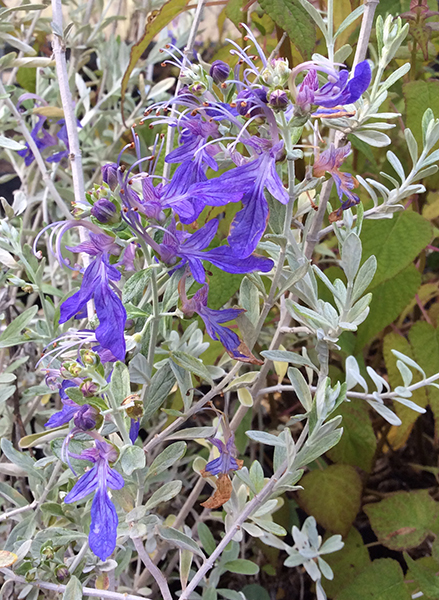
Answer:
[{"xmin": 1, "ymin": 1, "xmax": 439, "ymax": 599}]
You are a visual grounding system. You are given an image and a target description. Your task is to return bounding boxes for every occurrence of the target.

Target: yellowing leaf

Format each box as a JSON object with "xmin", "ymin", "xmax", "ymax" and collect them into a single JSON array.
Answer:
[
  {"xmin": 32, "ymin": 106, "xmax": 65, "ymax": 118},
  {"xmin": 0, "ymin": 551, "xmax": 17, "ymax": 567},
  {"xmin": 121, "ymin": 0, "xmax": 189, "ymax": 123}
]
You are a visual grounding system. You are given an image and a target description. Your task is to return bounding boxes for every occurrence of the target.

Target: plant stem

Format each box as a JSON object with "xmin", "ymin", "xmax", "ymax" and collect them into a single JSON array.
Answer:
[
  {"xmin": 179, "ymin": 459, "xmax": 288, "ymax": 600},
  {"xmin": 352, "ymin": 0, "xmax": 380, "ymax": 70},
  {"xmin": 132, "ymin": 538, "xmax": 173, "ymax": 600},
  {"xmin": 51, "ymin": 0, "xmax": 86, "ymax": 208},
  {"xmin": 163, "ymin": 0, "xmax": 206, "ymax": 181},
  {"xmin": 0, "ymin": 568, "xmax": 151, "ymax": 600},
  {"xmin": 0, "ymin": 80, "xmax": 71, "ymax": 219}
]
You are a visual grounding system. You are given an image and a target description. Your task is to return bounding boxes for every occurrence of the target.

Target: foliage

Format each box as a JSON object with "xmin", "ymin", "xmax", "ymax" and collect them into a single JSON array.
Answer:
[{"xmin": 1, "ymin": 0, "xmax": 439, "ymax": 599}]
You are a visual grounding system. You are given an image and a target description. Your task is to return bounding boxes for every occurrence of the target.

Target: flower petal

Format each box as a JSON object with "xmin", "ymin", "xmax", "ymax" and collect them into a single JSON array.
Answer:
[
  {"xmin": 64, "ymin": 466, "xmax": 99, "ymax": 503},
  {"xmin": 89, "ymin": 488, "xmax": 119, "ymax": 561}
]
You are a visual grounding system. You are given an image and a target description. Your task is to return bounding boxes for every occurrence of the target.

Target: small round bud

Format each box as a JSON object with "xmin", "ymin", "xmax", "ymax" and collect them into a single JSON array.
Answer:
[
  {"xmin": 268, "ymin": 89, "xmax": 289, "ymax": 110},
  {"xmin": 209, "ymin": 60, "xmax": 230, "ymax": 84},
  {"xmin": 41, "ymin": 545, "xmax": 54, "ymax": 560},
  {"xmin": 261, "ymin": 58, "xmax": 291, "ymax": 87},
  {"xmin": 101, "ymin": 163, "xmax": 118, "ymax": 190},
  {"xmin": 91, "ymin": 198, "xmax": 119, "ymax": 224},
  {"xmin": 55, "ymin": 566, "xmax": 70, "ymax": 583},
  {"xmin": 81, "ymin": 349, "xmax": 97, "ymax": 365},
  {"xmin": 25, "ymin": 571, "xmax": 36, "ymax": 583},
  {"xmin": 122, "ymin": 394, "xmax": 143, "ymax": 420},
  {"xmin": 80, "ymin": 380, "xmax": 99, "ymax": 398},
  {"xmin": 64, "ymin": 362, "xmax": 83, "ymax": 377}
]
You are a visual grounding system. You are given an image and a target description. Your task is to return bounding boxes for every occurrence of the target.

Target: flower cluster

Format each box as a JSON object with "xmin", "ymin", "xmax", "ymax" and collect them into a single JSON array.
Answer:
[{"xmin": 28, "ymin": 22, "xmax": 372, "ymax": 563}]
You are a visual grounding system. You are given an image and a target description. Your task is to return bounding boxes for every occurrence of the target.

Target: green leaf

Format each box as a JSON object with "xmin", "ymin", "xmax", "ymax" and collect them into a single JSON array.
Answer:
[
  {"xmin": 62, "ymin": 575, "xmax": 83, "ymax": 600},
  {"xmin": 207, "ymin": 266, "xmax": 243, "ymax": 310},
  {"xmin": 16, "ymin": 67, "xmax": 36, "ymax": 94},
  {"xmin": 409, "ymin": 322, "xmax": 439, "ymax": 438},
  {"xmin": 297, "ymin": 464, "xmax": 362, "ymax": 536},
  {"xmin": 360, "ymin": 211, "xmax": 432, "ymax": 289},
  {"xmin": 383, "ymin": 332, "xmax": 428, "ymax": 449},
  {"xmin": 0, "ymin": 306, "xmax": 38, "ymax": 349},
  {"xmin": 1, "ymin": 439, "xmax": 44, "ymax": 481},
  {"xmin": 223, "ymin": 559, "xmax": 259, "ymax": 575},
  {"xmin": 121, "ymin": 0, "xmax": 189, "ymax": 121},
  {"xmin": 405, "ymin": 554, "xmax": 439, "ymax": 600},
  {"xmin": 143, "ymin": 361, "xmax": 175, "ymax": 421},
  {"xmin": 355, "ymin": 264, "xmax": 421, "ymax": 348},
  {"xmin": 327, "ymin": 400, "xmax": 377, "ymax": 472},
  {"xmin": 157, "ymin": 525, "xmax": 204, "ymax": 557},
  {"xmin": 145, "ymin": 441, "xmax": 186, "ymax": 479},
  {"xmin": 197, "ymin": 522, "xmax": 216, "ymax": 555},
  {"xmin": 120, "ymin": 444, "xmax": 146, "ymax": 476},
  {"xmin": 19, "ymin": 426, "xmax": 68, "ymax": 449},
  {"xmin": 404, "ymin": 80, "xmax": 439, "ymax": 147},
  {"xmin": 144, "ymin": 480, "xmax": 182, "ymax": 510},
  {"xmin": 166, "ymin": 426, "xmax": 216, "ymax": 440},
  {"xmin": 324, "ymin": 527, "xmax": 371, "ymax": 599},
  {"xmin": 364, "ymin": 490, "xmax": 438, "ymax": 550},
  {"xmin": 110, "ymin": 361, "xmax": 130, "ymax": 403},
  {"xmin": 258, "ymin": 0, "xmax": 316, "ymax": 59},
  {"xmin": 335, "ymin": 558, "xmax": 411, "ymax": 600},
  {"xmin": 170, "ymin": 350, "xmax": 213, "ymax": 384},
  {"xmin": 225, "ymin": 0, "xmax": 244, "ymax": 27}
]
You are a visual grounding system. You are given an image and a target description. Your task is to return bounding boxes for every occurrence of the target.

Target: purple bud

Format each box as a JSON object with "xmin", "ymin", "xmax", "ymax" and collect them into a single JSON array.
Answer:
[
  {"xmin": 91, "ymin": 198, "xmax": 119, "ymax": 224},
  {"xmin": 101, "ymin": 163, "xmax": 118, "ymax": 190},
  {"xmin": 81, "ymin": 380, "xmax": 99, "ymax": 398},
  {"xmin": 236, "ymin": 88, "xmax": 267, "ymax": 117},
  {"xmin": 74, "ymin": 404, "xmax": 98, "ymax": 430},
  {"xmin": 55, "ymin": 566, "xmax": 70, "ymax": 583},
  {"xmin": 268, "ymin": 89, "xmax": 289, "ymax": 110},
  {"xmin": 210, "ymin": 60, "xmax": 230, "ymax": 84}
]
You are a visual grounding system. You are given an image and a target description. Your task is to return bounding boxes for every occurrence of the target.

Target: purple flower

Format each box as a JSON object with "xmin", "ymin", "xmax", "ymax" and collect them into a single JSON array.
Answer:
[
  {"xmin": 205, "ymin": 433, "xmax": 240, "ymax": 475},
  {"xmin": 64, "ymin": 440, "xmax": 124, "ymax": 561},
  {"xmin": 59, "ymin": 233, "xmax": 127, "ymax": 361},
  {"xmin": 235, "ymin": 88, "xmax": 268, "ymax": 117},
  {"xmin": 159, "ymin": 218, "xmax": 273, "ymax": 284},
  {"xmin": 295, "ymin": 61, "xmax": 371, "ymax": 111},
  {"xmin": 179, "ymin": 279, "xmax": 263, "ymax": 364},
  {"xmin": 45, "ymin": 379, "xmax": 99, "ymax": 431},
  {"xmin": 313, "ymin": 143, "xmax": 359, "ymax": 212},
  {"xmin": 46, "ymin": 119, "xmax": 71, "ymax": 163},
  {"xmin": 191, "ymin": 141, "xmax": 289, "ymax": 257},
  {"xmin": 17, "ymin": 115, "xmax": 57, "ymax": 166},
  {"xmin": 129, "ymin": 419, "xmax": 140, "ymax": 444},
  {"xmin": 165, "ymin": 115, "xmax": 219, "ymax": 170}
]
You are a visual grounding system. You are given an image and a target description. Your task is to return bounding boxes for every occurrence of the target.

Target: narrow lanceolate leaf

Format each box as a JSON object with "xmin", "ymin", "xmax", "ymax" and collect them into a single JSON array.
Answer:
[
  {"xmin": 1, "ymin": 439, "xmax": 44, "ymax": 481},
  {"xmin": 144, "ymin": 480, "xmax": 182, "ymax": 510},
  {"xmin": 0, "ymin": 306, "xmax": 38, "ymax": 349},
  {"xmin": 157, "ymin": 525, "xmax": 205, "ymax": 557},
  {"xmin": 120, "ymin": 0, "xmax": 189, "ymax": 122}
]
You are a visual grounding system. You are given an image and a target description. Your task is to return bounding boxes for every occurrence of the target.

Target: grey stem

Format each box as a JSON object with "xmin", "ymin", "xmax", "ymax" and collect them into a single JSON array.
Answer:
[
  {"xmin": 51, "ymin": 0, "xmax": 86, "ymax": 208},
  {"xmin": 0, "ymin": 568, "xmax": 151, "ymax": 600},
  {"xmin": 352, "ymin": 0, "xmax": 381, "ymax": 70},
  {"xmin": 132, "ymin": 537, "xmax": 173, "ymax": 600}
]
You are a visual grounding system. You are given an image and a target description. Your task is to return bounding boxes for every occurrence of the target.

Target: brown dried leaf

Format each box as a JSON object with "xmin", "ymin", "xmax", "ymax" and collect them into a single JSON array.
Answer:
[
  {"xmin": 95, "ymin": 573, "xmax": 110, "ymax": 590},
  {"xmin": 200, "ymin": 473, "xmax": 232, "ymax": 509}
]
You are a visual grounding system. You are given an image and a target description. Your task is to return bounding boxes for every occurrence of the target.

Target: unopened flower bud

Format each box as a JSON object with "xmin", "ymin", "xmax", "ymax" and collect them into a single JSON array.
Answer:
[
  {"xmin": 91, "ymin": 198, "xmax": 119, "ymax": 224},
  {"xmin": 261, "ymin": 58, "xmax": 291, "ymax": 87},
  {"xmin": 189, "ymin": 82, "xmax": 207, "ymax": 96},
  {"xmin": 55, "ymin": 566, "xmax": 70, "ymax": 583},
  {"xmin": 64, "ymin": 362, "xmax": 83, "ymax": 377},
  {"xmin": 25, "ymin": 571, "xmax": 36, "ymax": 583},
  {"xmin": 101, "ymin": 163, "xmax": 118, "ymax": 190},
  {"xmin": 41, "ymin": 545, "xmax": 54, "ymax": 560},
  {"xmin": 74, "ymin": 404, "xmax": 99, "ymax": 431},
  {"xmin": 81, "ymin": 380, "xmax": 99, "ymax": 398},
  {"xmin": 269, "ymin": 89, "xmax": 289, "ymax": 110},
  {"xmin": 210, "ymin": 60, "xmax": 230, "ymax": 84},
  {"xmin": 81, "ymin": 349, "xmax": 97, "ymax": 365}
]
